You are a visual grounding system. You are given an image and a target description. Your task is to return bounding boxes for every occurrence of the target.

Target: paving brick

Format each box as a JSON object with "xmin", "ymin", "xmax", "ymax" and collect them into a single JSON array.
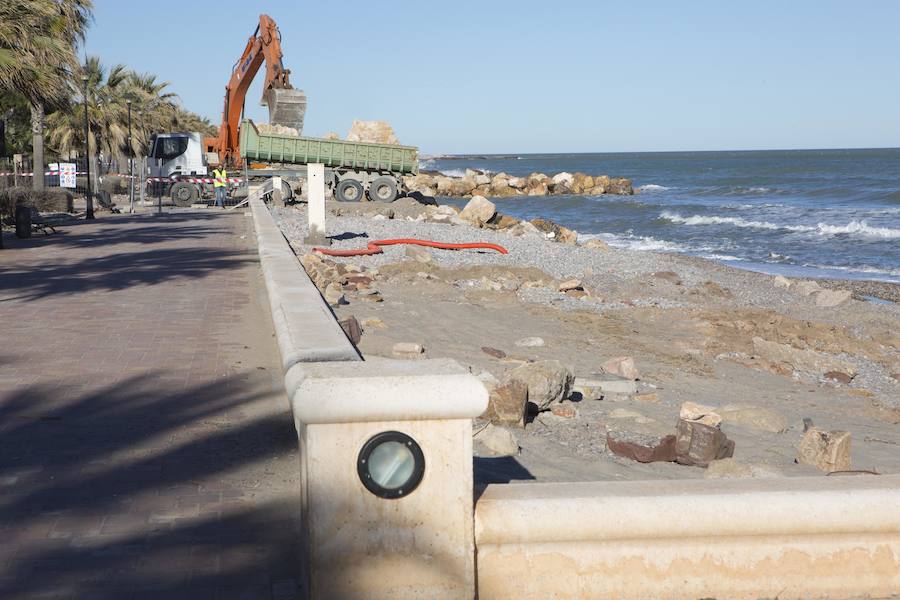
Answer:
[{"xmin": 0, "ymin": 211, "xmax": 302, "ymax": 597}]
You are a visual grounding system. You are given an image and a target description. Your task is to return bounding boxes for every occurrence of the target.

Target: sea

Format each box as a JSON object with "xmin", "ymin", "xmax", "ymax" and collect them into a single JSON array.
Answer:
[{"xmin": 423, "ymin": 148, "xmax": 900, "ymax": 283}]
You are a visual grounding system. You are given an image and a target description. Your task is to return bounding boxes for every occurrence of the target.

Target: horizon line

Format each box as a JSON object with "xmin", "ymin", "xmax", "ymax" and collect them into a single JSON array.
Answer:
[{"xmin": 424, "ymin": 145, "xmax": 900, "ymax": 158}]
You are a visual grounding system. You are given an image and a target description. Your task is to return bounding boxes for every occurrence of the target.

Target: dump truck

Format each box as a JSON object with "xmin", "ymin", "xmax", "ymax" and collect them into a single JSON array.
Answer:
[
  {"xmin": 146, "ymin": 13, "xmax": 419, "ymax": 206},
  {"xmin": 240, "ymin": 119, "xmax": 418, "ymax": 202}
]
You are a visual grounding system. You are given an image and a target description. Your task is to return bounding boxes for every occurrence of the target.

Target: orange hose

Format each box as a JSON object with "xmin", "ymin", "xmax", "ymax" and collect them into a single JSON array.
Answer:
[{"xmin": 313, "ymin": 238, "xmax": 508, "ymax": 257}]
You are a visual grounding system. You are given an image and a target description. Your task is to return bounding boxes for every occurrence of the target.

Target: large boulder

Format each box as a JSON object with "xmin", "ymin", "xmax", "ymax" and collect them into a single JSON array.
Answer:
[
  {"xmin": 506, "ymin": 360, "xmax": 574, "ymax": 411},
  {"xmin": 346, "ymin": 120, "xmax": 399, "ymax": 144},
  {"xmin": 674, "ymin": 419, "xmax": 735, "ymax": 467},
  {"xmin": 600, "ymin": 356, "xmax": 640, "ymax": 380},
  {"xmin": 718, "ymin": 404, "xmax": 788, "ymax": 433},
  {"xmin": 531, "ymin": 218, "xmax": 578, "ymax": 244},
  {"xmin": 606, "ymin": 177, "xmax": 634, "ymax": 195},
  {"xmin": 482, "ymin": 379, "xmax": 529, "ymax": 428},
  {"xmin": 459, "ymin": 195, "xmax": 496, "ymax": 227},
  {"xmin": 797, "ymin": 427, "xmax": 851, "ymax": 473},
  {"xmin": 605, "ymin": 412, "xmax": 676, "ymax": 463}
]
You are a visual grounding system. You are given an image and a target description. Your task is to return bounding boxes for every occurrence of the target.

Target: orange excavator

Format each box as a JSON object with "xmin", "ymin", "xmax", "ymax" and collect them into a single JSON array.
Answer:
[{"xmin": 205, "ymin": 14, "xmax": 307, "ymax": 168}]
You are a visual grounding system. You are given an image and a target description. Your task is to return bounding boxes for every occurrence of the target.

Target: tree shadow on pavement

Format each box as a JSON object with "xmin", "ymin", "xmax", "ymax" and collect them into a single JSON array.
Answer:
[{"xmin": 0, "ymin": 372, "xmax": 304, "ymax": 599}]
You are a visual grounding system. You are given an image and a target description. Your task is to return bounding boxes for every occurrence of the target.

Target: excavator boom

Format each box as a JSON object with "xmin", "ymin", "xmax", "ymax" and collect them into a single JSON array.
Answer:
[{"xmin": 207, "ymin": 14, "xmax": 306, "ymax": 167}]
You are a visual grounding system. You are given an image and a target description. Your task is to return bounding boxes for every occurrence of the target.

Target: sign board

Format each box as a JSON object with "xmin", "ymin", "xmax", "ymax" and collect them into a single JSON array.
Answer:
[{"xmin": 60, "ymin": 163, "xmax": 77, "ymax": 188}]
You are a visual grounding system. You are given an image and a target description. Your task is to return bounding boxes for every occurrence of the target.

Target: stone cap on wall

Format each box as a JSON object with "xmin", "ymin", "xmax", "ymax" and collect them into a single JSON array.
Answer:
[
  {"xmin": 475, "ymin": 475, "xmax": 900, "ymax": 545},
  {"xmin": 285, "ymin": 358, "xmax": 489, "ymax": 424}
]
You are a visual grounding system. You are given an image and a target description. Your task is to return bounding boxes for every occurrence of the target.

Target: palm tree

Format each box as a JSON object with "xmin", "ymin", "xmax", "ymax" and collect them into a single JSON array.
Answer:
[{"xmin": 0, "ymin": 0, "xmax": 92, "ymax": 190}]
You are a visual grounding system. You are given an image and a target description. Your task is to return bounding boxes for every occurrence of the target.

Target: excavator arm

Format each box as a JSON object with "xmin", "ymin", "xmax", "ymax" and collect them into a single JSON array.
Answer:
[{"xmin": 206, "ymin": 14, "xmax": 307, "ymax": 167}]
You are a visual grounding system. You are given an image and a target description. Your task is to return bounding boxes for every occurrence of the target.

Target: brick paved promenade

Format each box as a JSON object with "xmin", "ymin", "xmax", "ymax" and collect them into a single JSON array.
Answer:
[{"xmin": 0, "ymin": 211, "xmax": 303, "ymax": 599}]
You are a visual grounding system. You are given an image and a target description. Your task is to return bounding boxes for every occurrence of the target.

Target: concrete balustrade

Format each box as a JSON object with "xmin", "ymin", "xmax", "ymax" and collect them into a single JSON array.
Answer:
[
  {"xmin": 250, "ymin": 197, "xmax": 899, "ymax": 600},
  {"xmin": 475, "ymin": 476, "xmax": 900, "ymax": 599},
  {"xmin": 250, "ymin": 197, "xmax": 359, "ymax": 369},
  {"xmin": 251, "ymin": 197, "xmax": 488, "ymax": 598}
]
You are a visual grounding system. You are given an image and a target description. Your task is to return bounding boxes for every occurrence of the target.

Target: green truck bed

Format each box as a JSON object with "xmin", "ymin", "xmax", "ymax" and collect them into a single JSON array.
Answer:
[{"xmin": 239, "ymin": 119, "xmax": 418, "ymax": 175}]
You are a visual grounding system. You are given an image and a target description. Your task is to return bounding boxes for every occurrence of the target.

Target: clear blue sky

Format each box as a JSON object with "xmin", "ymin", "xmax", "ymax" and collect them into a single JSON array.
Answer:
[{"xmin": 85, "ymin": 0, "xmax": 900, "ymax": 154}]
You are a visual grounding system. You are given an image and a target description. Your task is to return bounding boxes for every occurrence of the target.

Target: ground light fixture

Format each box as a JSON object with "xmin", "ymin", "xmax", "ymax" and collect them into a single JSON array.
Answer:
[{"xmin": 357, "ymin": 431, "xmax": 425, "ymax": 499}]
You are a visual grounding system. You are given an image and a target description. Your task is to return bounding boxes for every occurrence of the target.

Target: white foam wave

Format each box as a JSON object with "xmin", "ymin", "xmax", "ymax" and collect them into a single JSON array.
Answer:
[
  {"xmin": 637, "ymin": 184, "xmax": 670, "ymax": 192},
  {"xmin": 438, "ymin": 168, "xmax": 466, "ymax": 177},
  {"xmin": 660, "ymin": 211, "xmax": 900, "ymax": 239},
  {"xmin": 701, "ymin": 253, "xmax": 742, "ymax": 262},
  {"xmin": 600, "ymin": 234, "xmax": 687, "ymax": 253},
  {"xmin": 803, "ymin": 263, "xmax": 900, "ymax": 279}
]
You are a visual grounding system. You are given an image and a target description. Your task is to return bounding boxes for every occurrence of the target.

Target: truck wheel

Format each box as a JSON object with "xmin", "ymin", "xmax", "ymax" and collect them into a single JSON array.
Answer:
[
  {"xmin": 335, "ymin": 179, "xmax": 364, "ymax": 202},
  {"xmin": 368, "ymin": 176, "xmax": 399, "ymax": 203},
  {"xmin": 171, "ymin": 182, "xmax": 198, "ymax": 207}
]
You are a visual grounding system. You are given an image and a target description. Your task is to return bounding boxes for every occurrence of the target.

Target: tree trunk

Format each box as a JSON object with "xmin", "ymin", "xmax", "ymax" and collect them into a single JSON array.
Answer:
[{"xmin": 30, "ymin": 102, "xmax": 44, "ymax": 191}]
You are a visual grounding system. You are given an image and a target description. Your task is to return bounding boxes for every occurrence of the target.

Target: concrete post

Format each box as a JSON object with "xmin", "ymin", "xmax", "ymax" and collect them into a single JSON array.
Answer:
[
  {"xmin": 272, "ymin": 175, "xmax": 284, "ymax": 207},
  {"xmin": 304, "ymin": 163, "xmax": 329, "ymax": 246},
  {"xmin": 284, "ymin": 359, "xmax": 488, "ymax": 600}
]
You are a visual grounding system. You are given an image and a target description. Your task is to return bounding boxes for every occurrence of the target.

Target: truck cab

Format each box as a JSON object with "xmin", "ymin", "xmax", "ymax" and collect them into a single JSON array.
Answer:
[{"xmin": 146, "ymin": 132, "xmax": 218, "ymax": 206}]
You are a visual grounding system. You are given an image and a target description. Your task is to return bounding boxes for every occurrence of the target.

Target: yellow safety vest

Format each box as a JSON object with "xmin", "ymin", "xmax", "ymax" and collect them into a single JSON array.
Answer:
[{"xmin": 213, "ymin": 168, "xmax": 227, "ymax": 188}]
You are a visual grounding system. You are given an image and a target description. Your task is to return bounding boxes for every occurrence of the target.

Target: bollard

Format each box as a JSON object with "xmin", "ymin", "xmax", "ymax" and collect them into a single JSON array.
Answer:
[
  {"xmin": 304, "ymin": 163, "xmax": 329, "ymax": 245},
  {"xmin": 15, "ymin": 205, "xmax": 32, "ymax": 239},
  {"xmin": 272, "ymin": 176, "xmax": 284, "ymax": 207}
]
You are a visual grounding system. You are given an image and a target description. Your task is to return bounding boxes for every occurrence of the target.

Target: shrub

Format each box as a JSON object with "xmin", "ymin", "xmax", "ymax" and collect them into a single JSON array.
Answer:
[{"xmin": 0, "ymin": 187, "xmax": 74, "ymax": 216}]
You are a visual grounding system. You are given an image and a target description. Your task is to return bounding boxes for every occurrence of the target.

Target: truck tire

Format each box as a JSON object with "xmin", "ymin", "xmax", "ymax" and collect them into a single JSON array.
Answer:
[
  {"xmin": 335, "ymin": 179, "xmax": 364, "ymax": 202},
  {"xmin": 171, "ymin": 181, "xmax": 199, "ymax": 207},
  {"xmin": 368, "ymin": 176, "xmax": 399, "ymax": 203}
]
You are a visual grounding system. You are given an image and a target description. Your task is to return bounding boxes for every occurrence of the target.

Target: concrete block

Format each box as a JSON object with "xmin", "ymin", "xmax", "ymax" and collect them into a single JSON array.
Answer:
[{"xmin": 574, "ymin": 374, "xmax": 637, "ymax": 398}]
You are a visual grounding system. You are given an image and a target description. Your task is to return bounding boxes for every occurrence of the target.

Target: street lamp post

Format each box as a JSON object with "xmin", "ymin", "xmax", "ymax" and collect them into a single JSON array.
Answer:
[
  {"xmin": 137, "ymin": 110, "xmax": 144, "ymax": 206},
  {"xmin": 82, "ymin": 75, "xmax": 94, "ymax": 220},
  {"xmin": 127, "ymin": 99, "xmax": 134, "ymax": 213}
]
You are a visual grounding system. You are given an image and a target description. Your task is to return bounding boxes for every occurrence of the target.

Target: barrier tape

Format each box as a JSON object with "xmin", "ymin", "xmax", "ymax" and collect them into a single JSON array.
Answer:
[
  {"xmin": 146, "ymin": 177, "xmax": 243, "ymax": 184},
  {"xmin": 0, "ymin": 171, "xmax": 88, "ymax": 176}
]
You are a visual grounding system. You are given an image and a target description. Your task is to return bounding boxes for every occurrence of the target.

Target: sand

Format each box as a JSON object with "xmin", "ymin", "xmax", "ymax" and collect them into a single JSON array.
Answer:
[{"xmin": 272, "ymin": 199, "xmax": 900, "ymax": 485}]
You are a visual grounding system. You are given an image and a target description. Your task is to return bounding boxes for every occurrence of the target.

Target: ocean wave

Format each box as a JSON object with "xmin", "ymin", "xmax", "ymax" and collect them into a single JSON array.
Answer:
[
  {"xmin": 637, "ymin": 184, "xmax": 671, "ymax": 192},
  {"xmin": 803, "ymin": 263, "xmax": 900, "ymax": 279},
  {"xmin": 660, "ymin": 211, "xmax": 900, "ymax": 239},
  {"xmin": 701, "ymin": 253, "xmax": 742, "ymax": 262},
  {"xmin": 438, "ymin": 168, "xmax": 466, "ymax": 177},
  {"xmin": 596, "ymin": 233, "xmax": 688, "ymax": 253}
]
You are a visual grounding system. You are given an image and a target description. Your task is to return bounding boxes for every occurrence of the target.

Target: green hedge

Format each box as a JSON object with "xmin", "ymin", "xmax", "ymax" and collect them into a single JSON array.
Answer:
[{"xmin": 0, "ymin": 188, "xmax": 74, "ymax": 216}]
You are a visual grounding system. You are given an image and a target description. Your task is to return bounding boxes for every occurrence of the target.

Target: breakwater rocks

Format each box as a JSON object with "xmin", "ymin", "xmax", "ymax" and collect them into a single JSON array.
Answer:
[{"xmin": 403, "ymin": 170, "xmax": 633, "ymax": 198}]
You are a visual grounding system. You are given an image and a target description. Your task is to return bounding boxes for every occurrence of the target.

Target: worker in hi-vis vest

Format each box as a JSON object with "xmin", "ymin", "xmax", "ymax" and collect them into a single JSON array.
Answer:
[{"xmin": 213, "ymin": 166, "xmax": 228, "ymax": 207}]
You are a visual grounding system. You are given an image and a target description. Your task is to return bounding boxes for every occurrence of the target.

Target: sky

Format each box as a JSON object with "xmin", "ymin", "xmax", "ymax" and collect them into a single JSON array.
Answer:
[{"xmin": 84, "ymin": 0, "xmax": 900, "ymax": 154}]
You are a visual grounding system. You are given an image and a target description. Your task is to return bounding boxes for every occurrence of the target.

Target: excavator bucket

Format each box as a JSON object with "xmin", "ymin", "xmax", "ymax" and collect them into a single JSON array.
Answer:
[{"xmin": 265, "ymin": 88, "xmax": 307, "ymax": 134}]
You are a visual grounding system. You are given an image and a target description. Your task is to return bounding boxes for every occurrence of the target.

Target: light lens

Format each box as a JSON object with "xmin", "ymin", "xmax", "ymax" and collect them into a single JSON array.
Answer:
[{"xmin": 367, "ymin": 441, "xmax": 415, "ymax": 490}]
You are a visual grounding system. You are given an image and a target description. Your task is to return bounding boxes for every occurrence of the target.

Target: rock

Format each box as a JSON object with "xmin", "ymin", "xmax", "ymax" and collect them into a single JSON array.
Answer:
[
  {"xmin": 488, "ymin": 214, "xmax": 520, "ymax": 230},
  {"xmin": 797, "ymin": 427, "xmax": 851, "ymax": 473},
  {"xmin": 582, "ymin": 238, "xmax": 610, "ymax": 251},
  {"xmin": 338, "ymin": 315, "xmax": 362, "ymax": 344},
  {"xmin": 324, "ymin": 283, "xmax": 347, "ymax": 306},
  {"xmin": 257, "ymin": 123, "xmax": 299, "ymax": 136},
  {"xmin": 550, "ymin": 403, "xmax": 578, "ymax": 419},
  {"xmin": 674, "ymin": 419, "xmax": 735, "ymax": 467},
  {"xmin": 573, "ymin": 374, "xmax": 638, "ymax": 398},
  {"xmin": 751, "ymin": 337, "xmax": 857, "ymax": 378},
  {"xmin": 606, "ymin": 177, "xmax": 634, "ymax": 195},
  {"xmin": 633, "ymin": 392, "xmax": 661, "ymax": 403},
  {"xmin": 392, "ymin": 342, "xmax": 424, "ymax": 357},
  {"xmin": 508, "ymin": 221, "xmax": 542, "ymax": 237},
  {"xmin": 508, "ymin": 176, "xmax": 526, "ymax": 189},
  {"xmin": 482, "ymin": 379, "xmax": 529, "ymax": 428},
  {"xmin": 551, "ymin": 172, "xmax": 574, "ymax": 187},
  {"xmin": 526, "ymin": 180, "xmax": 549, "ymax": 196},
  {"xmin": 515, "ymin": 336, "xmax": 545, "ymax": 348},
  {"xmin": 473, "ymin": 172, "xmax": 491, "ymax": 186},
  {"xmin": 506, "ymin": 360, "xmax": 574, "ymax": 411},
  {"xmin": 679, "ymin": 401, "xmax": 723, "ymax": 428},
  {"xmin": 824, "ymin": 370, "xmax": 854, "ymax": 384},
  {"xmin": 600, "ymin": 356, "xmax": 640, "ymax": 380},
  {"xmin": 704, "ymin": 458, "xmax": 783, "ymax": 479},
  {"xmin": 361, "ymin": 317, "xmax": 387, "ymax": 329},
  {"xmin": 557, "ymin": 278, "xmax": 583, "ymax": 292},
  {"xmin": 346, "ymin": 120, "xmax": 399, "ymax": 144},
  {"xmin": 530, "ymin": 218, "xmax": 577, "ymax": 244},
  {"xmin": 475, "ymin": 424, "xmax": 519, "ymax": 456},
  {"xmin": 323, "ymin": 131, "xmax": 340, "ymax": 140},
  {"xmin": 773, "ymin": 275, "xmax": 792, "ymax": 289},
  {"xmin": 358, "ymin": 290, "xmax": 384, "ymax": 302},
  {"xmin": 458, "ymin": 195, "xmax": 496, "ymax": 227},
  {"xmin": 718, "ymin": 404, "xmax": 788, "ymax": 433},
  {"xmin": 814, "ymin": 289, "xmax": 852, "ymax": 307},
  {"xmin": 794, "ymin": 280, "xmax": 821, "ymax": 297},
  {"xmin": 346, "ymin": 274, "xmax": 374, "ymax": 287},
  {"xmin": 481, "ymin": 346, "xmax": 506, "ymax": 359},
  {"xmin": 405, "ymin": 245, "xmax": 433, "ymax": 263},
  {"xmin": 605, "ymin": 416, "xmax": 676, "ymax": 463}
]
